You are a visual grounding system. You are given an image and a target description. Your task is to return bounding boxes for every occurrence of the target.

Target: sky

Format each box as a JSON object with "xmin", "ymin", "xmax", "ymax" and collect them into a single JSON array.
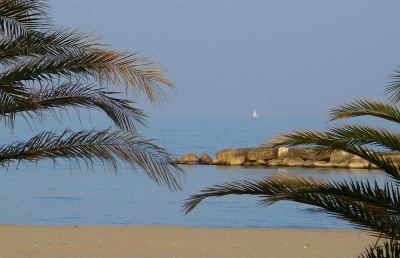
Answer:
[{"xmin": 50, "ymin": 0, "xmax": 400, "ymax": 117}]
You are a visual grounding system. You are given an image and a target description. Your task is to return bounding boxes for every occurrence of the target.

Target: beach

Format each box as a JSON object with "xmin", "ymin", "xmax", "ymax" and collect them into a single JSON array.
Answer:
[{"xmin": 0, "ymin": 225, "xmax": 374, "ymax": 258}]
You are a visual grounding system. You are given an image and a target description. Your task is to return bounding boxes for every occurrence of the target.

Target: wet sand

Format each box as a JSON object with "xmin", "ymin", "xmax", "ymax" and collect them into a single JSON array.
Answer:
[{"xmin": 0, "ymin": 225, "xmax": 375, "ymax": 258}]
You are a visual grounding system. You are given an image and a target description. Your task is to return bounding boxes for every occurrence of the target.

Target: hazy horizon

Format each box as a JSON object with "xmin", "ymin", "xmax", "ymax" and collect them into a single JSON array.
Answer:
[{"xmin": 51, "ymin": 0, "xmax": 400, "ymax": 118}]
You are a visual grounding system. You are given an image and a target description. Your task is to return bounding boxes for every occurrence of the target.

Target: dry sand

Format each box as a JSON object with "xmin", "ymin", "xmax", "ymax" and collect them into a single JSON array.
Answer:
[{"xmin": 0, "ymin": 225, "xmax": 375, "ymax": 258}]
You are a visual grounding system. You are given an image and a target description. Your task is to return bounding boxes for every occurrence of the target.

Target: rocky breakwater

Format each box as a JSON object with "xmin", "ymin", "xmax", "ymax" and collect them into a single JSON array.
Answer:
[{"xmin": 174, "ymin": 147, "xmax": 396, "ymax": 169}]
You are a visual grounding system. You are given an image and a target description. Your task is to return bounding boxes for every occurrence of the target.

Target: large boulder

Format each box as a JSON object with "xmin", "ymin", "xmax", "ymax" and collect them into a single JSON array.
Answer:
[
  {"xmin": 330, "ymin": 150, "xmax": 354, "ymax": 163},
  {"xmin": 275, "ymin": 147, "xmax": 289, "ymax": 160},
  {"xmin": 199, "ymin": 153, "xmax": 213, "ymax": 164},
  {"xmin": 303, "ymin": 160, "xmax": 332, "ymax": 168},
  {"xmin": 281, "ymin": 157, "xmax": 305, "ymax": 167},
  {"xmin": 287, "ymin": 148, "xmax": 330, "ymax": 161},
  {"xmin": 266, "ymin": 159, "xmax": 283, "ymax": 166},
  {"xmin": 256, "ymin": 159, "xmax": 267, "ymax": 165},
  {"xmin": 175, "ymin": 153, "xmax": 199, "ymax": 164},
  {"xmin": 229, "ymin": 155, "xmax": 246, "ymax": 165},
  {"xmin": 216, "ymin": 148, "xmax": 248, "ymax": 165},
  {"xmin": 243, "ymin": 161, "xmax": 255, "ymax": 167},
  {"xmin": 246, "ymin": 147, "xmax": 275, "ymax": 161},
  {"xmin": 211, "ymin": 159, "xmax": 223, "ymax": 165},
  {"xmin": 346, "ymin": 157, "xmax": 370, "ymax": 169}
]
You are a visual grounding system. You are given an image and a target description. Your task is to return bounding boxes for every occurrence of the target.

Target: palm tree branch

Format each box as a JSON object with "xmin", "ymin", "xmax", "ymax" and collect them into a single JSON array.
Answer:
[
  {"xmin": 330, "ymin": 99, "xmax": 400, "ymax": 123},
  {"xmin": 0, "ymin": 129, "xmax": 183, "ymax": 190},
  {"xmin": 0, "ymin": 0, "xmax": 50, "ymax": 37},
  {"xmin": 276, "ymin": 130, "xmax": 400, "ymax": 182},
  {"xmin": 358, "ymin": 240, "xmax": 400, "ymax": 258},
  {"xmin": 0, "ymin": 82, "xmax": 146, "ymax": 133},
  {"xmin": 0, "ymin": 29, "xmax": 101, "ymax": 62},
  {"xmin": 329, "ymin": 125, "xmax": 400, "ymax": 152},
  {"xmin": 184, "ymin": 175, "xmax": 400, "ymax": 238},
  {"xmin": 386, "ymin": 69, "xmax": 400, "ymax": 103},
  {"xmin": 0, "ymin": 49, "xmax": 173, "ymax": 103}
]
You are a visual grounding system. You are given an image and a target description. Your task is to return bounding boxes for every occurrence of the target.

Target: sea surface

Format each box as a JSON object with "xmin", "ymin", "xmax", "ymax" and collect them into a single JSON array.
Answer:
[{"xmin": 0, "ymin": 115, "xmax": 387, "ymax": 229}]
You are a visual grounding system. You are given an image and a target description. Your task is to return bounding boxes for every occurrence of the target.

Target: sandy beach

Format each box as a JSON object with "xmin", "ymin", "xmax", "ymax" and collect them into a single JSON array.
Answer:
[{"xmin": 0, "ymin": 225, "xmax": 375, "ymax": 258}]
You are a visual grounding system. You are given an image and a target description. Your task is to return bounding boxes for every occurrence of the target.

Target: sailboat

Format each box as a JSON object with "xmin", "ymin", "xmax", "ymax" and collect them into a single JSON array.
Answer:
[{"xmin": 252, "ymin": 109, "xmax": 258, "ymax": 118}]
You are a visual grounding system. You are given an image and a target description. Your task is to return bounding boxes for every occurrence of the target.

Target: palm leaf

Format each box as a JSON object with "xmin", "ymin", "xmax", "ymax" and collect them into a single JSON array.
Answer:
[
  {"xmin": 0, "ymin": 49, "xmax": 173, "ymax": 103},
  {"xmin": 329, "ymin": 125, "xmax": 400, "ymax": 152},
  {"xmin": 359, "ymin": 240, "xmax": 400, "ymax": 258},
  {"xmin": 277, "ymin": 129, "xmax": 400, "ymax": 182},
  {"xmin": 184, "ymin": 175, "xmax": 400, "ymax": 238},
  {"xmin": 1, "ymin": 82, "xmax": 146, "ymax": 133},
  {"xmin": 330, "ymin": 99, "xmax": 400, "ymax": 123},
  {"xmin": 0, "ymin": 129, "xmax": 183, "ymax": 190},
  {"xmin": 0, "ymin": 29, "xmax": 101, "ymax": 61},
  {"xmin": 0, "ymin": 0, "xmax": 49, "ymax": 37},
  {"xmin": 386, "ymin": 69, "xmax": 400, "ymax": 103}
]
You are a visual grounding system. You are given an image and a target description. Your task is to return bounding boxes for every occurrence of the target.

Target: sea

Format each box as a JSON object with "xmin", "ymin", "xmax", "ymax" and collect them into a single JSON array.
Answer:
[{"xmin": 0, "ymin": 115, "xmax": 387, "ymax": 229}]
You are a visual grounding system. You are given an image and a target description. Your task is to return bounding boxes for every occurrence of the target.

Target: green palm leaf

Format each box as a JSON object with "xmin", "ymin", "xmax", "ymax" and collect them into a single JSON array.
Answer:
[
  {"xmin": 1, "ymin": 82, "xmax": 146, "ymax": 133},
  {"xmin": 0, "ymin": 29, "xmax": 100, "ymax": 61},
  {"xmin": 0, "ymin": 129, "xmax": 183, "ymax": 190},
  {"xmin": 330, "ymin": 99, "xmax": 400, "ymax": 123},
  {"xmin": 0, "ymin": 49, "xmax": 172, "ymax": 103},
  {"xmin": 328, "ymin": 125, "xmax": 400, "ymax": 151},
  {"xmin": 184, "ymin": 175, "xmax": 400, "ymax": 238},
  {"xmin": 277, "ymin": 129, "xmax": 400, "ymax": 182},
  {"xmin": 0, "ymin": 0, "xmax": 182, "ymax": 191},
  {"xmin": 359, "ymin": 240, "xmax": 400, "ymax": 258},
  {"xmin": 386, "ymin": 69, "xmax": 400, "ymax": 103},
  {"xmin": 0, "ymin": 0, "xmax": 49, "ymax": 37}
]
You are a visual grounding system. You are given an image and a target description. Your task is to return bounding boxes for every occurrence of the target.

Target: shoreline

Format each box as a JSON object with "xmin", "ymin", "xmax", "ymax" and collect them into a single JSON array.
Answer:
[{"xmin": 0, "ymin": 225, "xmax": 375, "ymax": 258}]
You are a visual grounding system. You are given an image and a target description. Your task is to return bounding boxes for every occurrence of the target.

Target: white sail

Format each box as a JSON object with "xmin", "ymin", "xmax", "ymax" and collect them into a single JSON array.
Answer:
[{"xmin": 252, "ymin": 109, "xmax": 258, "ymax": 118}]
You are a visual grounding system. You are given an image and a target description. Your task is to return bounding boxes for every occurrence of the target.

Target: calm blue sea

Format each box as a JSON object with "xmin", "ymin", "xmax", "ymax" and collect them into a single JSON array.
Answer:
[{"xmin": 0, "ymin": 115, "xmax": 386, "ymax": 229}]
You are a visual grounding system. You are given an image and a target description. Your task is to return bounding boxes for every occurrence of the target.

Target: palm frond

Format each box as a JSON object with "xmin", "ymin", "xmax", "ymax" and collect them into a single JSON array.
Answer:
[
  {"xmin": 184, "ymin": 175, "xmax": 400, "ymax": 238},
  {"xmin": 0, "ymin": 0, "xmax": 49, "ymax": 37},
  {"xmin": 0, "ymin": 81, "xmax": 27, "ymax": 104},
  {"xmin": 276, "ymin": 129, "xmax": 400, "ymax": 182},
  {"xmin": 329, "ymin": 125, "xmax": 400, "ymax": 152},
  {"xmin": 386, "ymin": 69, "xmax": 400, "ymax": 103},
  {"xmin": 0, "ymin": 49, "xmax": 173, "ymax": 103},
  {"xmin": 1, "ymin": 82, "xmax": 146, "ymax": 133},
  {"xmin": 0, "ymin": 29, "xmax": 101, "ymax": 61},
  {"xmin": 330, "ymin": 99, "xmax": 400, "ymax": 123},
  {"xmin": 359, "ymin": 240, "xmax": 400, "ymax": 258},
  {"xmin": 0, "ymin": 129, "xmax": 183, "ymax": 190}
]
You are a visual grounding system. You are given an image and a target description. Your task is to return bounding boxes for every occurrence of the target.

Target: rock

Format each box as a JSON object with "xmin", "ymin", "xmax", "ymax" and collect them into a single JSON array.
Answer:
[
  {"xmin": 247, "ymin": 147, "xmax": 275, "ymax": 161},
  {"xmin": 256, "ymin": 159, "xmax": 267, "ymax": 165},
  {"xmin": 303, "ymin": 160, "xmax": 315, "ymax": 167},
  {"xmin": 216, "ymin": 148, "xmax": 248, "ymax": 165},
  {"xmin": 275, "ymin": 147, "xmax": 289, "ymax": 160},
  {"xmin": 229, "ymin": 155, "xmax": 246, "ymax": 165},
  {"xmin": 370, "ymin": 163, "xmax": 379, "ymax": 169},
  {"xmin": 287, "ymin": 148, "xmax": 329, "ymax": 161},
  {"xmin": 287, "ymin": 148, "xmax": 313, "ymax": 160},
  {"xmin": 304, "ymin": 160, "xmax": 331, "ymax": 168},
  {"xmin": 281, "ymin": 157, "xmax": 305, "ymax": 167},
  {"xmin": 328, "ymin": 162, "xmax": 350, "ymax": 168},
  {"xmin": 266, "ymin": 159, "xmax": 283, "ymax": 166},
  {"xmin": 313, "ymin": 161, "xmax": 332, "ymax": 168},
  {"xmin": 199, "ymin": 153, "xmax": 213, "ymax": 164},
  {"xmin": 243, "ymin": 161, "xmax": 255, "ymax": 166},
  {"xmin": 330, "ymin": 150, "xmax": 354, "ymax": 163},
  {"xmin": 185, "ymin": 145, "xmax": 400, "ymax": 169},
  {"xmin": 175, "ymin": 153, "xmax": 199, "ymax": 164},
  {"xmin": 211, "ymin": 159, "xmax": 223, "ymax": 165},
  {"xmin": 347, "ymin": 157, "xmax": 369, "ymax": 169}
]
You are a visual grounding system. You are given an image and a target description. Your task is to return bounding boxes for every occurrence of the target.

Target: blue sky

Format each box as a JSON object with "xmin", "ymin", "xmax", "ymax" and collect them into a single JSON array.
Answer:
[{"xmin": 51, "ymin": 0, "xmax": 400, "ymax": 117}]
